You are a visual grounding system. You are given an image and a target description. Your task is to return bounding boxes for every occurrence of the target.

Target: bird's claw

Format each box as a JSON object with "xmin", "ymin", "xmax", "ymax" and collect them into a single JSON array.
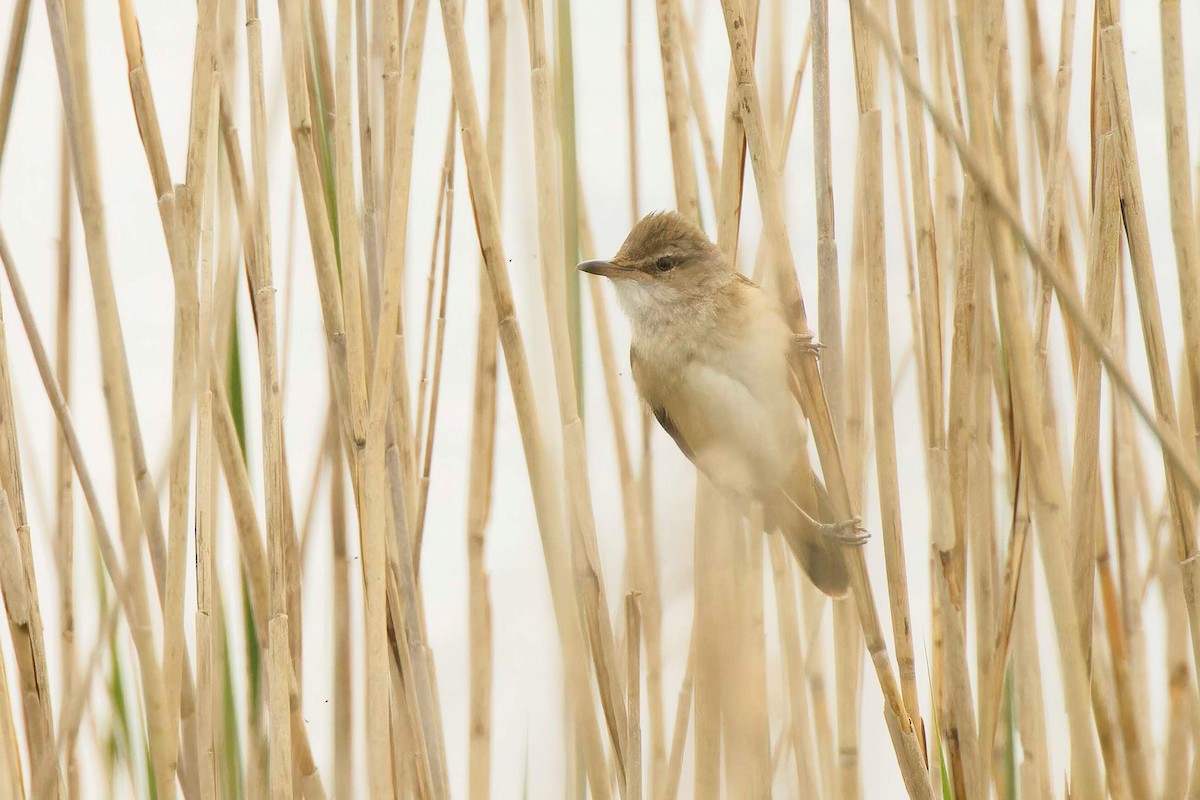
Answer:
[
  {"xmin": 819, "ymin": 516, "xmax": 869, "ymax": 547},
  {"xmin": 792, "ymin": 332, "xmax": 824, "ymax": 358}
]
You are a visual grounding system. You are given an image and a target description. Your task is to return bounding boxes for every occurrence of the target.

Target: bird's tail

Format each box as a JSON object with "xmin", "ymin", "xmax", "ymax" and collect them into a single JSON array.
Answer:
[{"xmin": 768, "ymin": 468, "xmax": 851, "ymax": 598}]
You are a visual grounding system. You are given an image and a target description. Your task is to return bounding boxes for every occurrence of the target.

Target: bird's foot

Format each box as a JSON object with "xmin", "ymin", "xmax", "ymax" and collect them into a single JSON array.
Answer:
[
  {"xmin": 791, "ymin": 501, "xmax": 870, "ymax": 547},
  {"xmin": 817, "ymin": 516, "xmax": 869, "ymax": 547},
  {"xmin": 792, "ymin": 332, "xmax": 824, "ymax": 358}
]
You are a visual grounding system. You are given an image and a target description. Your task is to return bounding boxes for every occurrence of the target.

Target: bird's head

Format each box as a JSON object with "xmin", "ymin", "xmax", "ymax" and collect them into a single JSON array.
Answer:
[{"xmin": 577, "ymin": 210, "xmax": 729, "ymax": 322}]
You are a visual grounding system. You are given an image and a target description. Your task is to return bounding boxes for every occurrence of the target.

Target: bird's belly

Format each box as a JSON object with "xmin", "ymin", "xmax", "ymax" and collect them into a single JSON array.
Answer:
[{"xmin": 671, "ymin": 362, "xmax": 800, "ymax": 500}]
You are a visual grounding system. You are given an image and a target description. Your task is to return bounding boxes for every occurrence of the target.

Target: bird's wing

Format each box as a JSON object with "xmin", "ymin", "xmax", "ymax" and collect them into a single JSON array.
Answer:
[{"xmin": 631, "ymin": 347, "xmax": 697, "ymax": 462}]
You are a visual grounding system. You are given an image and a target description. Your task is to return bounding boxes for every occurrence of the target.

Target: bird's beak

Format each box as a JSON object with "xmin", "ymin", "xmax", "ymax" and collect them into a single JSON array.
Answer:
[{"xmin": 577, "ymin": 259, "xmax": 633, "ymax": 279}]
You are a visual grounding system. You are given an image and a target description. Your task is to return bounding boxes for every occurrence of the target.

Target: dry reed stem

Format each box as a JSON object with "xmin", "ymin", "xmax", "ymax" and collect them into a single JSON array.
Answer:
[
  {"xmin": 846, "ymin": 106, "xmax": 882, "ymax": 780},
  {"xmin": 750, "ymin": 13, "xmax": 812, "ymax": 286},
  {"xmin": 835, "ymin": 69, "xmax": 868, "ymax": 800},
  {"xmin": 162, "ymin": 2, "xmax": 217, "ymax": 784},
  {"xmin": 414, "ymin": 117, "xmax": 455, "ymax": 459},
  {"xmin": 718, "ymin": 3, "xmax": 933, "ymax": 795},
  {"xmin": 810, "ymin": 0, "xmax": 842, "ymax": 431},
  {"xmin": 194, "ymin": 110, "xmax": 218, "ymax": 800},
  {"xmin": 523, "ymin": 0, "xmax": 629, "ymax": 781},
  {"xmin": 1159, "ymin": 0, "xmax": 1200, "ymax": 458},
  {"xmin": 656, "ymin": 634, "xmax": 694, "ymax": 800},
  {"xmin": 52, "ymin": 120, "xmax": 77, "ymax": 800},
  {"xmin": 624, "ymin": 0, "xmax": 640, "ymax": 222},
  {"xmin": 0, "ymin": 227, "xmax": 161, "ymax": 799},
  {"xmin": 371, "ymin": 0, "xmax": 427, "ymax": 523},
  {"xmin": 463, "ymin": 2, "xmax": 505, "ymax": 795},
  {"xmin": 110, "ymin": 5, "xmax": 216, "ymax": 786},
  {"xmin": 254, "ymin": 1, "xmax": 321, "ymax": 794},
  {"xmin": 40, "ymin": 1, "xmax": 177, "ymax": 794},
  {"xmin": 0, "ymin": 254, "xmax": 60, "ymax": 800},
  {"xmin": 578, "ymin": 196, "xmax": 667, "ymax": 787},
  {"xmin": 382, "ymin": 439, "xmax": 449, "ymax": 799},
  {"xmin": 852, "ymin": 0, "xmax": 1200, "ymax": 498},
  {"xmin": 0, "ymin": 619, "xmax": 22, "ymax": 800},
  {"xmin": 767, "ymin": 536, "xmax": 821, "ymax": 798},
  {"xmin": 673, "ymin": 5, "xmax": 720, "ymax": 203},
  {"xmin": 691, "ymin": 487, "xmax": 722, "ymax": 800},
  {"xmin": 328, "ymin": 405, "xmax": 353, "ymax": 800},
  {"xmin": 414, "ymin": 117, "xmax": 456, "ymax": 545},
  {"xmin": 845, "ymin": 14, "xmax": 923, "ymax": 755},
  {"xmin": 216, "ymin": 75, "xmax": 330, "ymax": 797},
  {"xmin": 332, "ymin": 0, "xmax": 372, "ymax": 468},
  {"xmin": 1065, "ymin": 130, "xmax": 1121, "ymax": 761},
  {"xmin": 890, "ymin": 0, "xmax": 942, "ymax": 463},
  {"xmin": 0, "ymin": 0, "xmax": 31, "ymax": 166},
  {"xmin": 437, "ymin": 1, "xmax": 612, "ymax": 796},
  {"xmin": 654, "ymin": 0, "xmax": 700, "ymax": 224},
  {"xmin": 723, "ymin": 516, "xmax": 770, "ymax": 797},
  {"xmin": 1098, "ymin": 20, "xmax": 1200, "ymax": 709},
  {"xmin": 955, "ymin": 0, "xmax": 1103, "ymax": 792},
  {"xmin": 465, "ymin": 270, "xmax": 497, "ymax": 799},
  {"xmin": 712, "ymin": 0, "xmax": 757, "ymax": 254},
  {"xmin": 1029, "ymin": 0, "xmax": 1078, "ymax": 359},
  {"xmin": 860, "ymin": 106, "xmax": 925, "ymax": 752},
  {"xmin": 625, "ymin": 593, "xmax": 642, "ymax": 800},
  {"xmin": 355, "ymin": 0, "xmax": 382, "ymax": 331}
]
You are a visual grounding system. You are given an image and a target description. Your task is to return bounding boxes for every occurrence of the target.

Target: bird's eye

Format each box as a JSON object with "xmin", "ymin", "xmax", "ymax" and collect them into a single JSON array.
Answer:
[{"xmin": 655, "ymin": 256, "xmax": 675, "ymax": 273}]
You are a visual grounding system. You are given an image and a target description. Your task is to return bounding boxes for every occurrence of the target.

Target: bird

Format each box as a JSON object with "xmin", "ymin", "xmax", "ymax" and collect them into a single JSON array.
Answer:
[{"xmin": 578, "ymin": 210, "xmax": 865, "ymax": 597}]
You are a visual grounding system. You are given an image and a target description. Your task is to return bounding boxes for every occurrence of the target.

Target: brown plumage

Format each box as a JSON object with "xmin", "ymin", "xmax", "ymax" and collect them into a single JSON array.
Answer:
[{"xmin": 579, "ymin": 210, "xmax": 860, "ymax": 597}]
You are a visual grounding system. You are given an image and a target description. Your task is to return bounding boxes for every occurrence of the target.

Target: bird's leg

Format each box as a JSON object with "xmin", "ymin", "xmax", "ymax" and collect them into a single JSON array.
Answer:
[
  {"xmin": 779, "ymin": 488, "xmax": 870, "ymax": 546},
  {"xmin": 791, "ymin": 331, "xmax": 824, "ymax": 359},
  {"xmin": 796, "ymin": 507, "xmax": 870, "ymax": 546}
]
